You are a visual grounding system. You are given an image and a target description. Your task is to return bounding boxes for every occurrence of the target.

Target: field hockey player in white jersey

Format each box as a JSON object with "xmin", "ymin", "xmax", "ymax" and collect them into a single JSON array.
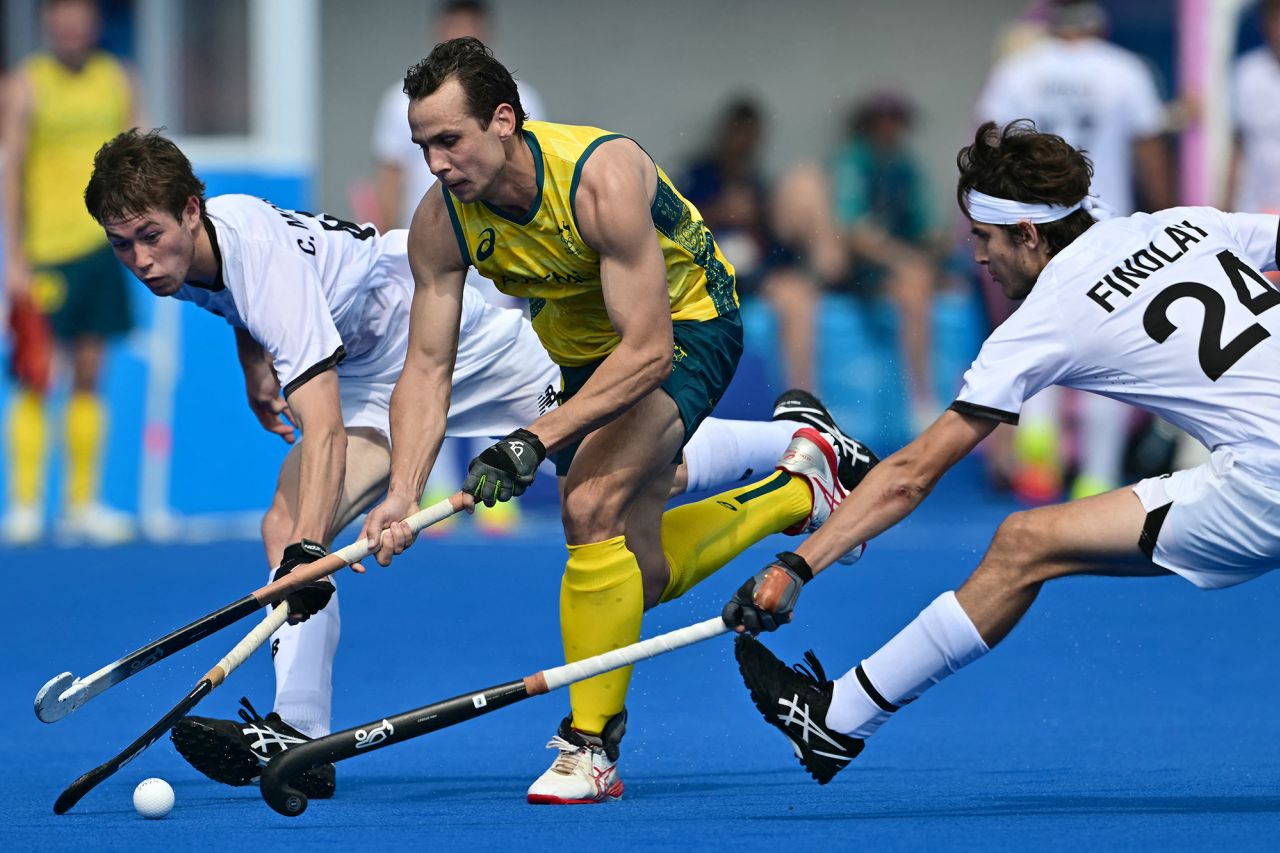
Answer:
[
  {"xmin": 724, "ymin": 120, "xmax": 1280, "ymax": 785},
  {"xmin": 83, "ymin": 129, "xmax": 867, "ymax": 798}
]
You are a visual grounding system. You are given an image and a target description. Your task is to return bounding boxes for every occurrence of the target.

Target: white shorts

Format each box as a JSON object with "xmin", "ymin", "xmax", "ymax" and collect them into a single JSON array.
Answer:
[
  {"xmin": 338, "ymin": 301, "xmax": 560, "ymax": 441},
  {"xmin": 1132, "ymin": 448, "xmax": 1280, "ymax": 589}
]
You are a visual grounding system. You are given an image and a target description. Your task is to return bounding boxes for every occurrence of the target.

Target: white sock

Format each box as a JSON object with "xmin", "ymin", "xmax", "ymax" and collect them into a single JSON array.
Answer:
[
  {"xmin": 272, "ymin": 584, "xmax": 341, "ymax": 738},
  {"xmin": 1077, "ymin": 394, "xmax": 1128, "ymax": 488},
  {"xmin": 826, "ymin": 591, "xmax": 989, "ymax": 738},
  {"xmin": 682, "ymin": 417, "xmax": 797, "ymax": 493}
]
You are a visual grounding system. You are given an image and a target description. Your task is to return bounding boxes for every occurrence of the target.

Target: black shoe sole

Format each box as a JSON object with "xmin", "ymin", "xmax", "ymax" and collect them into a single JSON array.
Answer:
[
  {"xmin": 734, "ymin": 636, "xmax": 861, "ymax": 785},
  {"xmin": 170, "ymin": 718, "xmax": 336, "ymax": 799}
]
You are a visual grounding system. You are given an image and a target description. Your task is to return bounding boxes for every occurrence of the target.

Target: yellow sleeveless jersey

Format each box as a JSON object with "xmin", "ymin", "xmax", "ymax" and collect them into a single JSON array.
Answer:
[
  {"xmin": 24, "ymin": 52, "xmax": 131, "ymax": 265},
  {"xmin": 442, "ymin": 120, "xmax": 738, "ymax": 367}
]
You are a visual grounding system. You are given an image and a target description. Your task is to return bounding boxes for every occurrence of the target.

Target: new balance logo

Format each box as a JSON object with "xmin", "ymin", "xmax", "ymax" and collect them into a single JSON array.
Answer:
[{"xmin": 354, "ymin": 719, "xmax": 395, "ymax": 750}]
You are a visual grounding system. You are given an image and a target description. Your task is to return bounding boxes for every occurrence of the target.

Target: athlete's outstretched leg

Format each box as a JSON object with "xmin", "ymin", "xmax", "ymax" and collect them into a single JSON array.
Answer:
[{"xmin": 737, "ymin": 487, "xmax": 1162, "ymax": 782}]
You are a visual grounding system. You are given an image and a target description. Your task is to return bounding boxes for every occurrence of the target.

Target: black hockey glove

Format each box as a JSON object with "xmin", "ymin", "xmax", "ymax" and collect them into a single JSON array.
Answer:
[
  {"xmin": 463, "ymin": 428, "xmax": 545, "ymax": 507},
  {"xmin": 721, "ymin": 551, "xmax": 813, "ymax": 634},
  {"xmin": 271, "ymin": 540, "xmax": 334, "ymax": 623}
]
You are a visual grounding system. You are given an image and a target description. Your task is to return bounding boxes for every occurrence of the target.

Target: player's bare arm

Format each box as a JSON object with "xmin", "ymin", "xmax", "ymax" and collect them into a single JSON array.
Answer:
[
  {"xmin": 526, "ymin": 138, "xmax": 673, "ymax": 453},
  {"xmin": 1, "ymin": 69, "xmax": 32, "ymax": 295},
  {"xmin": 361, "ymin": 184, "xmax": 469, "ymax": 562},
  {"xmin": 280, "ymin": 368, "xmax": 346, "ymax": 546},
  {"xmin": 724, "ymin": 410, "xmax": 995, "ymax": 634},
  {"xmin": 796, "ymin": 411, "xmax": 996, "ymax": 575},
  {"xmin": 233, "ymin": 327, "xmax": 295, "ymax": 444}
]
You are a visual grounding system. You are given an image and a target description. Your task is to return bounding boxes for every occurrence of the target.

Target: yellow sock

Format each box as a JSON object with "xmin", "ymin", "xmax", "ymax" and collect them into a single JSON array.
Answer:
[
  {"xmin": 562, "ymin": 535, "xmax": 643, "ymax": 734},
  {"xmin": 7, "ymin": 390, "xmax": 48, "ymax": 507},
  {"xmin": 65, "ymin": 392, "xmax": 106, "ymax": 509},
  {"xmin": 660, "ymin": 470, "xmax": 811, "ymax": 603}
]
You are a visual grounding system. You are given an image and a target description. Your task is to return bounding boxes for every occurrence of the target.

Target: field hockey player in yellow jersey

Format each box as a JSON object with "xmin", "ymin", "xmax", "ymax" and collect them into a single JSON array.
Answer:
[
  {"xmin": 362, "ymin": 38, "xmax": 877, "ymax": 804},
  {"xmin": 2, "ymin": 0, "xmax": 140, "ymax": 545}
]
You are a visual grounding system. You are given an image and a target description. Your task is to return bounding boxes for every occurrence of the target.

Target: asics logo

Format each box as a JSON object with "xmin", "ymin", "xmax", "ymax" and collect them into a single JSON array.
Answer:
[
  {"xmin": 240, "ymin": 724, "xmax": 307, "ymax": 757},
  {"xmin": 813, "ymin": 477, "xmax": 843, "ymax": 510},
  {"xmin": 476, "ymin": 228, "xmax": 497, "ymax": 261},
  {"xmin": 776, "ymin": 694, "xmax": 853, "ymax": 761},
  {"xmin": 354, "ymin": 719, "xmax": 395, "ymax": 749}
]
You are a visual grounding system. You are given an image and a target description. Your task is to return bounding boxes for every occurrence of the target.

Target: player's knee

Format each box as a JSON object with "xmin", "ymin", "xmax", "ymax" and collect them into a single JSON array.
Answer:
[
  {"xmin": 986, "ymin": 511, "xmax": 1044, "ymax": 578},
  {"xmin": 560, "ymin": 485, "xmax": 626, "ymax": 543}
]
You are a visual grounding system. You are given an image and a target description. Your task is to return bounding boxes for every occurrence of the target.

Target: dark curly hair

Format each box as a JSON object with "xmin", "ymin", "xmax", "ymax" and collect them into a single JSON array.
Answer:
[
  {"xmin": 957, "ymin": 120, "xmax": 1095, "ymax": 256},
  {"xmin": 402, "ymin": 36, "xmax": 526, "ymax": 133},
  {"xmin": 84, "ymin": 128, "xmax": 206, "ymax": 224}
]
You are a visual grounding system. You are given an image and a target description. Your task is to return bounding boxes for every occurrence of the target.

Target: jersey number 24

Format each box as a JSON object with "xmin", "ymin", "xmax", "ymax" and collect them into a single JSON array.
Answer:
[{"xmin": 1143, "ymin": 250, "xmax": 1280, "ymax": 381}]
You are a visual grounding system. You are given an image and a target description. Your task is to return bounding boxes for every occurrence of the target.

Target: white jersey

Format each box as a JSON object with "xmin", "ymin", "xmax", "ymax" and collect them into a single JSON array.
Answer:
[
  {"xmin": 1231, "ymin": 46, "xmax": 1280, "ymax": 213},
  {"xmin": 173, "ymin": 194, "xmax": 496, "ymax": 397},
  {"xmin": 976, "ymin": 37, "xmax": 1164, "ymax": 215},
  {"xmin": 954, "ymin": 208, "xmax": 1280, "ymax": 477}
]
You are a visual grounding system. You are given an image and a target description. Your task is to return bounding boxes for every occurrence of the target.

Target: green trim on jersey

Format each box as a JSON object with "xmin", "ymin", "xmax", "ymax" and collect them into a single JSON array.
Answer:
[
  {"xmin": 568, "ymin": 133, "xmax": 626, "ymax": 231},
  {"xmin": 481, "ymin": 130, "xmax": 546, "ymax": 225},
  {"xmin": 442, "ymin": 186, "xmax": 473, "ymax": 267}
]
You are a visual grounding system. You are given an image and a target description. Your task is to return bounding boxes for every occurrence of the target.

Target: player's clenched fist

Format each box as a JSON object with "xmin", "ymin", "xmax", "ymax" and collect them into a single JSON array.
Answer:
[
  {"xmin": 272, "ymin": 540, "xmax": 335, "ymax": 624},
  {"xmin": 464, "ymin": 428, "xmax": 545, "ymax": 506},
  {"xmin": 361, "ymin": 491, "xmax": 418, "ymax": 567},
  {"xmin": 721, "ymin": 552, "xmax": 814, "ymax": 634}
]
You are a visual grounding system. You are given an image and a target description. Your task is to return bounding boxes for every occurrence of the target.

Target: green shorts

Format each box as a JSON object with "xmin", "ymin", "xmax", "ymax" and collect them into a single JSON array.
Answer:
[
  {"xmin": 552, "ymin": 310, "xmax": 743, "ymax": 476},
  {"xmin": 33, "ymin": 244, "xmax": 134, "ymax": 341}
]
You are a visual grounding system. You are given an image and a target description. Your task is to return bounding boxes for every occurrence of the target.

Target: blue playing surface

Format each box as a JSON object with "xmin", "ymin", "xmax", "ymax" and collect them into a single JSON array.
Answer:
[{"xmin": 6, "ymin": 460, "xmax": 1280, "ymax": 850}]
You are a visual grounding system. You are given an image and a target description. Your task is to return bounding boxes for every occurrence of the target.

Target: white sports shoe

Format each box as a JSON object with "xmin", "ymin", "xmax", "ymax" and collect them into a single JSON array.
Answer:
[
  {"xmin": 56, "ymin": 503, "xmax": 136, "ymax": 546},
  {"xmin": 775, "ymin": 427, "xmax": 866, "ymax": 564},
  {"xmin": 2, "ymin": 504, "xmax": 43, "ymax": 546},
  {"xmin": 526, "ymin": 712, "xmax": 626, "ymax": 805}
]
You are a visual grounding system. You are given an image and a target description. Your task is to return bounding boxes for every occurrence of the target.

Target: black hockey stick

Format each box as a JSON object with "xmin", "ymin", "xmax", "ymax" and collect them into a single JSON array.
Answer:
[
  {"xmin": 260, "ymin": 616, "xmax": 729, "ymax": 816},
  {"xmin": 53, "ymin": 603, "xmax": 290, "ymax": 814},
  {"xmin": 35, "ymin": 493, "xmax": 467, "ymax": 723}
]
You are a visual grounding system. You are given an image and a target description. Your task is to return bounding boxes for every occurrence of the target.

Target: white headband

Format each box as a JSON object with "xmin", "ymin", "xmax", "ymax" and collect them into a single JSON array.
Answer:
[{"xmin": 965, "ymin": 189, "xmax": 1114, "ymax": 224}]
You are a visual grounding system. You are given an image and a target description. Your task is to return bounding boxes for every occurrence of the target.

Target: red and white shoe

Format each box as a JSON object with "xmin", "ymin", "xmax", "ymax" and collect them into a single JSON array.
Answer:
[
  {"xmin": 776, "ymin": 427, "xmax": 867, "ymax": 565},
  {"xmin": 526, "ymin": 712, "xmax": 626, "ymax": 805}
]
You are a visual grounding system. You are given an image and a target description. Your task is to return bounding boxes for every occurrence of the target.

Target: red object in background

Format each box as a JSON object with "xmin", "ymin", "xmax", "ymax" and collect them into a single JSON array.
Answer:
[{"xmin": 8, "ymin": 293, "xmax": 53, "ymax": 393}]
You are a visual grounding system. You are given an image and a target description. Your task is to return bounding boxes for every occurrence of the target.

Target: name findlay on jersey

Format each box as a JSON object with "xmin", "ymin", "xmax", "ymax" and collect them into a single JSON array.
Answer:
[{"xmin": 1087, "ymin": 219, "xmax": 1209, "ymax": 313}]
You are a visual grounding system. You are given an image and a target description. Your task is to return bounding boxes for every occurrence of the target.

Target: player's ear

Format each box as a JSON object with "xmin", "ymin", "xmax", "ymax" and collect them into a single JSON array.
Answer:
[
  {"xmin": 181, "ymin": 195, "xmax": 202, "ymax": 227},
  {"xmin": 492, "ymin": 102, "xmax": 517, "ymax": 140},
  {"xmin": 1014, "ymin": 220, "xmax": 1040, "ymax": 248}
]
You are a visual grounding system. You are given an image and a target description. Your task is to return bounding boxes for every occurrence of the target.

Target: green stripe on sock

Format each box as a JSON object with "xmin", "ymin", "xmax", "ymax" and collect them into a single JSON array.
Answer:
[{"xmin": 734, "ymin": 470, "xmax": 790, "ymax": 505}]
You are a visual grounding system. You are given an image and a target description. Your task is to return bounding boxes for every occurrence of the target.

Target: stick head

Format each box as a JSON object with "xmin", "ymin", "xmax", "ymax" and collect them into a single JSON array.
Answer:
[
  {"xmin": 260, "ymin": 759, "xmax": 309, "ymax": 816},
  {"xmin": 35, "ymin": 673, "xmax": 81, "ymax": 723}
]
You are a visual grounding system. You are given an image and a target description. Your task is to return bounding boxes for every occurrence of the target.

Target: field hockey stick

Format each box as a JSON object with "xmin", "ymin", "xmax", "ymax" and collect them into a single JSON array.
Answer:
[
  {"xmin": 35, "ymin": 492, "xmax": 468, "ymax": 724},
  {"xmin": 52, "ymin": 602, "xmax": 291, "ymax": 815},
  {"xmin": 260, "ymin": 616, "xmax": 730, "ymax": 816}
]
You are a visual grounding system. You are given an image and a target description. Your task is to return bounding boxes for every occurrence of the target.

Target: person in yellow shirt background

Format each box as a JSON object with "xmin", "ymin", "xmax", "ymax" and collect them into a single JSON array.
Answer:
[{"xmin": 2, "ymin": 0, "xmax": 143, "ymax": 544}]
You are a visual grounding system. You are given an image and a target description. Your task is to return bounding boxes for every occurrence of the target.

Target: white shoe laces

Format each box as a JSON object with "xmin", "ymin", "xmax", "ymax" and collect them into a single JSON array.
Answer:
[{"xmin": 544, "ymin": 735, "xmax": 593, "ymax": 775}]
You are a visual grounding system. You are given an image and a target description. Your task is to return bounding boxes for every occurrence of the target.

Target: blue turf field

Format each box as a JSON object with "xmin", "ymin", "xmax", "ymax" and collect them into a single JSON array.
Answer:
[{"xmin": 6, "ymin": 460, "xmax": 1280, "ymax": 851}]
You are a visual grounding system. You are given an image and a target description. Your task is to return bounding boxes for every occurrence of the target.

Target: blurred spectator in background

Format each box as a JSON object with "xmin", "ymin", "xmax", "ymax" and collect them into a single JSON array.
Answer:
[
  {"xmin": 2, "ymin": 0, "xmax": 141, "ymax": 545},
  {"xmin": 975, "ymin": 0, "xmax": 1174, "ymax": 503},
  {"xmin": 831, "ymin": 91, "xmax": 940, "ymax": 430},
  {"xmin": 369, "ymin": 0, "xmax": 544, "ymax": 534},
  {"xmin": 682, "ymin": 98, "xmax": 837, "ymax": 392},
  {"xmin": 371, "ymin": 0, "xmax": 545, "ymax": 235},
  {"xmin": 1225, "ymin": 0, "xmax": 1280, "ymax": 216}
]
